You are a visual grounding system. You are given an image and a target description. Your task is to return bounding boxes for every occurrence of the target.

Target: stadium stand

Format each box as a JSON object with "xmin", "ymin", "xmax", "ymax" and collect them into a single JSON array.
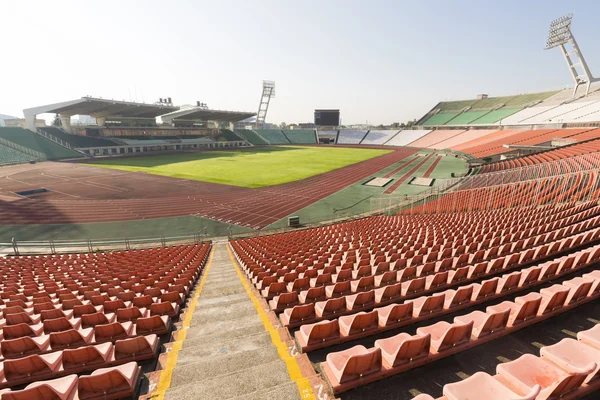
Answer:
[
  {"xmin": 0, "ymin": 128, "xmax": 82, "ymax": 159},
  {"xmin": 407, "ymin": 130, "xmax": 466, "ymax": 149},
  {"xmin": 337, "ymin": 130, "xmax": 369, "ymax": 145},
  {"xmin": 218, "ymin": 129, "xmax": 244, "ymax": 141},
  {"xmin": 469, "ymin": 108, "xmax": 521, "ymax": 124},
  {"xmin": 0, "ymin": 143, "xmax": 39, "ymax": 165},
  {"xmin": 415, "ymin": 322, "xmax": 600, "ymax": 399},
  {"xmin": 419, "ymin": 91, "xmax": 559, "ymax": 126},
  {"xmin": 234, "ymin": 129, "xmax": 269, "ymax": 145},
  {"xmin": 385, "ymin": 130, "xmax": 432, "ymax": 147},
  {"xmin": 282, "ymin": 129, "xmax": 317, "ymax": 144},
  {"xmin": 0, "ymin": 242, "xmax": 211, "ymax": 396},
  {"xmin": 254, "ymin": 129, "xmax": 291, "ymax": 144},
  {"xmin": 445, "ymin": 111, "xmax": 489, "ymax": 125},
  {"xmin": 520, "ymin": 100, "xmax": 600, "ymax": 124},
  {"xmin": 480, "ymin": 133, "xmax": 600, "ymax": 173},
  {"xmin": 361, "ymin": 130, "xmax": 400, "ymax": 145},
  {"xmin": 460, "ymin": 128, "xmax": 590, "ymax": 158},
  {"xmin": 39, "ymin": 127, "xmax": 119, "ymax": 148},
  {"xmin": 422, "ymin": 113, "xmax": 459, "ymax": 126},
  {"xmin": 499, "ymin": 105, "xmax": 559, "ymax": 125}
]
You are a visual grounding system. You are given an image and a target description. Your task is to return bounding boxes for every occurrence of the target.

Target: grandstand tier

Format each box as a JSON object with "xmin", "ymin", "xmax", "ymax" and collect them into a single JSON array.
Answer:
[
  {"xmin": 337, "ymin": 130, "xmax": 368, "ymax": 145},
  {"xmin": 282, "ymin": 129, "xmax": 317, "ymax": 144},
  {"xmin": 387, "ymin": 130, "xmax": 431, "ymax": 147},
  {"xmin": 254, "ymin": 129, "xmax": 291, "ymax": 145},
  {"xmin": 361, "ymin": 130, "xmax": 400, "ymax": 145},
  {"xmin": 234, "ymin": 129, "xmax": 269, "ymax": 145},
  {"xmin": 0, "ymin": 128, "xmax": 82, "ymax": 159},
  {"xmin": 0, "ymin": 143, "xmax": 39, "ymax": 165},
  {"xmin": 39, "ymin": 127, "xmax": 119, "ymax": 148}
]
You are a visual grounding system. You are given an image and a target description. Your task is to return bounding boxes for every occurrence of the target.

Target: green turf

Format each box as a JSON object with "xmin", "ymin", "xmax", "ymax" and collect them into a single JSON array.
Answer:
[{"xmin": 85, "ymin": 146, "xmax": 391, "ymax": 188}]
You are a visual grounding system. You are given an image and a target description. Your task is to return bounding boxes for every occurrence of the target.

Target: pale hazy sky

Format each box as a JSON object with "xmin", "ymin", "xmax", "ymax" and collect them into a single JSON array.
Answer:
[{"xmin": 2, "ymin": 0, "xmax": 599, "ymax": 125}]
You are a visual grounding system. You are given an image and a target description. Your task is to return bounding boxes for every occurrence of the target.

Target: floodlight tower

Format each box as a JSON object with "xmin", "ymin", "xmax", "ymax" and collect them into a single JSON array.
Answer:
[
  {"xmin": 256, "ymin": 81, "xmax": 275, "ymax": 127},
  {"xmin": 545, "ymin": 14, "xmax": 598, "ymax": 97}
]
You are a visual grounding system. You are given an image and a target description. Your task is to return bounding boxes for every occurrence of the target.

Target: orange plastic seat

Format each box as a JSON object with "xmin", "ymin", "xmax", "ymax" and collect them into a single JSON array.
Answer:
[
  {"xmin": 541, "ymin": 338, "xmax": 600, "ymax": 383},
  {"xmin": 374, "ymin": 332, "xmax": 430, "ymax": 367},
  {"xmin": 81, "ymin": 312, "xmax": 115, "ymax": 329},
  {"xmin": 454, "ymin": 309, "xmax": 509, "ymax": 338},
  {"xmin": 93, "ymin": 322, "xmax": 133, "ymax": 343},
  {"xmin": 77, "ymin": 361, "xmax": 141, "ymax": 400},
  {"xmin": 62, "ymin": 342, "xmax": 113, "ymax": 372},
  {"xmin": 325, "ymin": 345, "xmax": 382, "ymax": 384},
  {"xmin": 339, "ymin": 311, "xmax": 378, "ymax": 336},
  {"xmin": 114, "ymin": 334, "xmax": 159, "ymax": 362},
  {"xmin": 1, "ymin": 374, "xmax": 78, "ymax": 400},
  {"xmin": 443, "ymin": 371, "xmax": 540, "ymax": 400},
  {"xmin": 43, "ymin": 317, "xmax": 81, "ymax": 334},
  {"xmin": 149, "ymin": 302, "xmax": 179, "ymax": 318},
  {"xmin": 577, "ymin": 325, "xmax": 600, "ymax": 349},
  {"xmin": 376, "ymin": 303, "xmax": 413, "ymax": 327},
  {"xmin": 497, "ymin": 353, "xmax": 592, "ymax": 399},
  {"xmin": 410, "ymin": 293, "xmax": 444, "ymax": 317},
  {"xmin": 116, "ymin": 306, "xmax": 148, "ymax": 323},
  {"xmin": 135, "ymin": 315, "xmax": 169, "ymax": 336},
  {"xmin": 315, "ymin": 297, "xmax": 346, "ymax": 318},
  {"xmin": 49, "ymin": 328, "xmax": 94, "ymax": 351},
  {"xmin": 281, "ymin": 303, "xmax": 315, "ymax": 326},
  {"xmin": 539, "ymin": 285, "xmax": 569, "ymax": 314},
  {"xmin": 0, "ymin": 335, "xmax": 51, "ymax": 359},
  {"xmin": 296, "ymin": 319, "xmax": 340, "ymax": 348},
  {"xmin": 486, "ymin": 292, "xmax": 542, "ymax": 326},
  {"xmin": 416, "ymin": 320, "xmax": 473, "ymax": 352},
  {"xmin": 3, "ymin": 322, "xmax": 44, "ymax": 340},
  {"xmin": 3, "ymin": 352, "xmax": 62, "ymax": 382}
]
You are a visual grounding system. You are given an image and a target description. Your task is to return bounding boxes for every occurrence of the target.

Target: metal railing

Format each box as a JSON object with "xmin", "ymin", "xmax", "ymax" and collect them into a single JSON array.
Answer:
[{"xmin": 37, "ymin": 129, "xmax": 73, "ymax": 149}]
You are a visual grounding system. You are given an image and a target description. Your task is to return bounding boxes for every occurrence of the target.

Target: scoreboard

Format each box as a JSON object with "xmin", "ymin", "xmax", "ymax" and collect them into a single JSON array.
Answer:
[{"xmin": 314, "ymin": 109, "xmax": 340, "ymax": 126}]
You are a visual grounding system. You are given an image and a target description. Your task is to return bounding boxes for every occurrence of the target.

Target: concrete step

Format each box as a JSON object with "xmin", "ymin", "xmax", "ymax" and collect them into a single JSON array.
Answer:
[
  {"xmin": 165, "ymin": 359, "xmax": 293, "ymax": 400},
  {"xmin": 229, "ymin": 381, "xmax": 300, "ymax": 400}
]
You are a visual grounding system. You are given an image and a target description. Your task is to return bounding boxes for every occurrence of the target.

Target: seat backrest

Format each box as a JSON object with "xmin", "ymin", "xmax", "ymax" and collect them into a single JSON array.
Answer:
[
  {"xmin": 513, "ymin": 293, "xmax": 542, "ymax": 323},
  {"xmin": 478, "ymin": 309, "xmax": 510, "ymax": 336},
  {"xmin": 337, "ymin": 347, "xmax": 382, "ymax": 383},
  {"xmin": 437, "ymin": 321, "xmax": 474, "ymax": 351},
  {"xmin": 301, "ymin": 320, "xmax": 340, "ymax": 345},
  {"xmin": 395, "ymin": 334, "xmax": 431, "ymax": 364}
]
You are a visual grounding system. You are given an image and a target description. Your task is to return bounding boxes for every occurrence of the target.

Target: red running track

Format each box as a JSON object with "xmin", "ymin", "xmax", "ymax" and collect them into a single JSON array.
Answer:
[
  {"xmin": 422, "ymin": 155, "xmax": 442, "ymax": 178},
  {"xmin": 0, "ymin": 147, "xmax": 418, "ymax": 229},
  {"xmin": 383, "ymin": 153, "xmax": 435, "ymax": 194}
]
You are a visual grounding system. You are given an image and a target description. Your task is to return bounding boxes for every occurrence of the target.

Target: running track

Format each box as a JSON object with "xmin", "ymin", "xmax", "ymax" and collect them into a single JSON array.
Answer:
[{"xmin": 0, "ymin": 147, "xmax": 418, "ymax": 229}]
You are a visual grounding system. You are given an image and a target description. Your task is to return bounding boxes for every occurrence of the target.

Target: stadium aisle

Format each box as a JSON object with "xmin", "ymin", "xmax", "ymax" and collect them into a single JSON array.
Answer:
[{"xmin": 162, "ymin": 242, "xmax": 301, "ymax": 400}]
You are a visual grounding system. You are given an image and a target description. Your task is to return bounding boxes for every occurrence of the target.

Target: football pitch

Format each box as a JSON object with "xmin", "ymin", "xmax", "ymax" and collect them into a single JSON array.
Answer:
[{"xmin": 85, "ymin": 146, "xmax": 391, "ymax": 188}]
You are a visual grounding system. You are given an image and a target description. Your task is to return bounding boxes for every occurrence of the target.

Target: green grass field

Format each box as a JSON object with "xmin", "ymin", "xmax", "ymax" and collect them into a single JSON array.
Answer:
[{"xmin": 85, "ymin": 146, "xmax": 391, "ymax": 188}]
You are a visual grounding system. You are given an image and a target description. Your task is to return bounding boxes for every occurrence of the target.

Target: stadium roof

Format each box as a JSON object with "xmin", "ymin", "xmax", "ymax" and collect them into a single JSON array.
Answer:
[
  {"xmin": 23, "ymin": 97, "xmax": 179, "ymax": 119},
  {"xmin": 160, "ymin": 106, "xmax": 256, "ymax": 123}
]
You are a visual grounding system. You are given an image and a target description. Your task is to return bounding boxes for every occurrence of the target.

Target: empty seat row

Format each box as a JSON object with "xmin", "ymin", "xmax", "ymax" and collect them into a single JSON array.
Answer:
[
  {"xmin": 293, "ymin": 247, "xmax": 600, "ymax": 351},
  {"xmin": 320, "ymin": 272, "xmax": 600, "ymax": 394},
  {"xmin": 0, "ymin": 335, "xmax": 155, "ymax": 389},
  {"xmin": 414, "ymin": 324, "xmax": 600, "ymax": 400},
  {"xmin": 0, "ymin": 361, "xmax": 141, "ymax": 400}
]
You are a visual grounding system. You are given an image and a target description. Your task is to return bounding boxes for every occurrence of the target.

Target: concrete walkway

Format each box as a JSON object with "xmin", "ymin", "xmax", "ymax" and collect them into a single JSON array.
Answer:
[{"xmin": 163, "ymin": 242, "xmax": 301, "ymax": 400}]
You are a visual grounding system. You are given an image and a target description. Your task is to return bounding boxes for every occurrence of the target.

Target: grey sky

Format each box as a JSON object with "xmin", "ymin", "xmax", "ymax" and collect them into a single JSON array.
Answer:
[{"xmin": 2, "ymin": 0, "xmax": 598, "ymax": 125}]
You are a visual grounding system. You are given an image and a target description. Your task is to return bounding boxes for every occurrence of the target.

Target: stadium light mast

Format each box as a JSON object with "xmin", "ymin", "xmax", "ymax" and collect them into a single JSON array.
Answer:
[
  {"xmin": 256, "ymin": 81, "xmax": 275, "ymax": 127},
  {"xmin": 545, "ymin": 13, "xmax": 598, "ymax": 97}
]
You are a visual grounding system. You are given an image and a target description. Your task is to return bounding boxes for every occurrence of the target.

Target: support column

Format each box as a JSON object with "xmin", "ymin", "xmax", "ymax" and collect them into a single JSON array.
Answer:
[
  {"xmin": 24, "ymin": 114, "xmax": 37, "ymax": 132},
  {"xmin": 95, "ymin": 116, "xmax": 106, "ymax": 127},
  {"xmin": 59, "ymin": 114, "xmax": 72, "ymax": 133}
]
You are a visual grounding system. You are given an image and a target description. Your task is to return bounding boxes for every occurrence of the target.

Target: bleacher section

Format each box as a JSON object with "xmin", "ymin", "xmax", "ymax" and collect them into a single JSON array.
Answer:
[
  {"xmin": 316, "ymin": 130, "xmax": 338, "ymax": 143},
  {"xmin": 219, "ymin": 129, "xmax": 244, "ymax": 141},
  {"xmin": 282, "ymin": 129, "xmax": 317, "ymax": 144},
  {"xmin": 0, "ymin": 243, "xmax": 211, "ymax": 399},
  {"xmin": 469, "ymin": 108, "xmax": 521, "ymax": 124},
  {"xmin": 420, "ymin": 91, "xmax": 559, "ymax": 126},
  {"xmin": 231, "ymin": 190, "xmax": 600, "ymax": 396},
  {"xmin": 254, "ymin": 129, "xmax": 291, "ymax": 145},
  {"xmin": 385, "ymin": 130, "xmax": 431, "ymax": 147},
  {"xmin": 422, "ymin": 113, "xmax": 459, "ymax": 126},
  {"xmin": 433, "ymin": 129, "xmax": 499, "ymax": 150},
  {"xmin": 235, "ymin": 129, "xmax": 269, "ymax": 145},
  {"xmin": 39, "ymin": 127, "xmax": 118, "ymax": 148},
  {"xmin": 459, "ymin": 128, "xmax": 589, "ymax": 159},
  {"xmin": 445, "ymin": 111, "xmax": 488, "ymax": 125},
  {"xmin": 0, "ymin": 143, "xmax": 38, "ymax": 165},
  {"xmin": 0, "ymin": 128, "xmax": 82, "ymax": 159},
  {"xmin": 337, "ymin": 130, "xmax": 368, "ymax": 145},
  {"xmin": 361, "ymin": 130, "xmax": 400, "ymax": 145},
  {"xmin": 415, "ymin": 322, "xmax": 600, "ymax": 399},
  {"xmin": 407, "ymin": 130, "xmax": 465, "ymax": 149}
]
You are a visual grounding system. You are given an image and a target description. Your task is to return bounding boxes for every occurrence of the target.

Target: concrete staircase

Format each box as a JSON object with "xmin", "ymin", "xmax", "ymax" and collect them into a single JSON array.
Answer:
[{"xmin": 162, "ymin": 242, "xmax": 301, "ymax": 400}]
